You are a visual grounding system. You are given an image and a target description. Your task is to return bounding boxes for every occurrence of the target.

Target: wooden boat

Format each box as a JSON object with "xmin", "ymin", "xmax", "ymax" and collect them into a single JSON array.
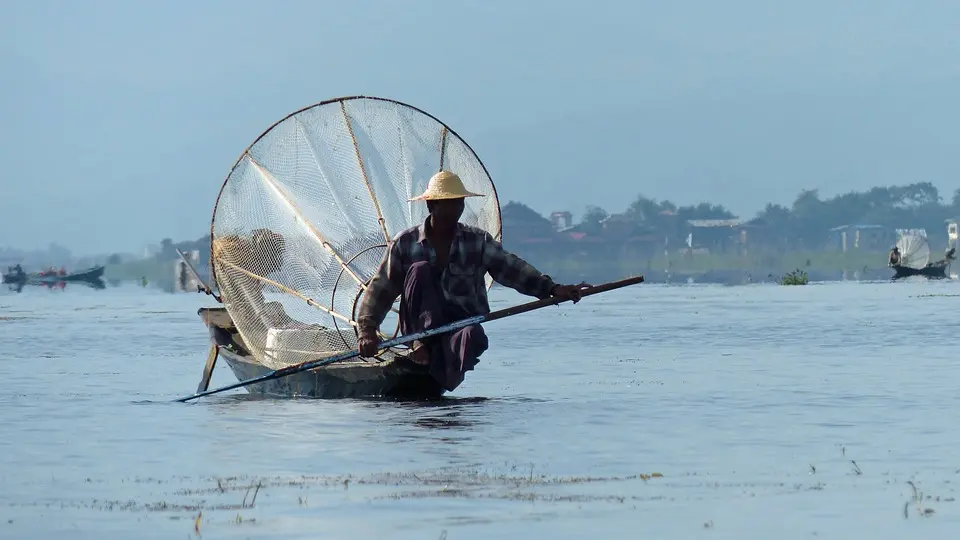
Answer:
[
  {"xmin": 2, "ymin": 265, "xmax": 105, "ymax": 285},
  {"xmin": 889, "ymin": 231, "xmax": 953, "ymax": 280},
  {"xmin": 59, "ymin": 265, "xmax": 105, "ymax": 282},
  {"xmin": 197, "ymin": 306, "xmax": 443, "ymax": 399},
  {"xmin": 891, "ymin": 260, "xmax": 950, "ymax": 280},
  {"xmin": 1, "ymin": 264, "xmax": 27, "ymax": 284},
  {"xmin": 186, "ymin": 96, "xmax": 504, "ymax": 400}
]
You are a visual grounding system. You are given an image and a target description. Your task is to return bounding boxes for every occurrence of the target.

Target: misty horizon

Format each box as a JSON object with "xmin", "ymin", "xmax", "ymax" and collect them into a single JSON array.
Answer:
[{"xmin": 6, "ymin": 0, "xmax": 960, "ymax": 255}]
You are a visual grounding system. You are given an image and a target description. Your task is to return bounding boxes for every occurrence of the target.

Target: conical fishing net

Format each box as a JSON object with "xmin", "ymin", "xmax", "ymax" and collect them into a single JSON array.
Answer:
[
  {"xmin": 210, "ymin": 96, "xmax": 502, "ymax": 369},
  {"xmin": 896, "ymin": 231, "xmax": 930, "ymax": 269}
]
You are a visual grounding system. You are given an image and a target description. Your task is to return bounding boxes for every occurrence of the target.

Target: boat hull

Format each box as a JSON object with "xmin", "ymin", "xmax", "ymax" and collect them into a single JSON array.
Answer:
[
  {"xmin": 199, "ymin": 307, "xmax": 445, "ymax": 399},
  {"xmin": 3, "ymin": 265, "xmax": 105, "ymax": 285},
  {"xmin": 892, "ymin": 262, "xmax": 949, "ymax": 280},
  {"xmin": 59, "ymin": 265, "xmax": 105, "ymax": 282}
]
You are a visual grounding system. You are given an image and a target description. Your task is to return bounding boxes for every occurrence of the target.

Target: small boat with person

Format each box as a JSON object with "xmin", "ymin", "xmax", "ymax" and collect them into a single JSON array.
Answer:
[
  {"xmin": 196, "ymin": 305, "xmax": 445, "ymax": 399},
  {"xmin": 889, "ymin": 230, "xmax": 955, "ymax": 280},
  {"xmin": 178, "ymin": 95, "xmax": 642, "ymax": 402},
  {"xmin": 2, "ymin": 264, "xmax": 106, "ymax": 286}
]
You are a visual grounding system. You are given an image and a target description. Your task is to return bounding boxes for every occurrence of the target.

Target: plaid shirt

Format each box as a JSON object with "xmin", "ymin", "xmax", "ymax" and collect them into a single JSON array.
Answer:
[{"xmin": 356, "ymin": 218, "xmax": 557, "ymax": 331}]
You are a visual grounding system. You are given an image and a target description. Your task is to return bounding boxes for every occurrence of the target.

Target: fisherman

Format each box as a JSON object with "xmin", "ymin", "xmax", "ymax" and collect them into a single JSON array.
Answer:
[
  {"xmin": 356, "ymin": 170, "xmax": 588, "ymax": 392},
  {"xmin": 212, "ymin": 228, "xmax": 302, "ymax": 331},
  {"xmin": 946, "ymin": 247, "xmax": 956, "ymax": 261},
  {"xmin": 888, "ymin": 246, "xmax": 901, "ymax": 266}
]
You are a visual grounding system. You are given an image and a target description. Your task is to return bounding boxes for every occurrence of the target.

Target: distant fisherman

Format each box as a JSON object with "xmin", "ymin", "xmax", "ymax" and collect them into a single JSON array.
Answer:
[
  {"xmin": 212, "ymin": 228, "xmax": 301, "ymax": 332},
  {"xmin": 356, "ymin": 170, "xmax": 588, "ymax": 391},
  {"xmin": 888, "ymin": 246, "xmax": 901, "ymax": 266}
]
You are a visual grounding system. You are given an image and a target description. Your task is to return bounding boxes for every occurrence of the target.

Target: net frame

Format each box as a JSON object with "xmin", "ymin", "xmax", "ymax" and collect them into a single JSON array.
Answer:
[
  {"xmin": 207, "ymin": 95, "xmax": 503, "ymax": 368},
  {"xmin": 896, "ymin": 231, "xmax": 931, "ymax": 269}
]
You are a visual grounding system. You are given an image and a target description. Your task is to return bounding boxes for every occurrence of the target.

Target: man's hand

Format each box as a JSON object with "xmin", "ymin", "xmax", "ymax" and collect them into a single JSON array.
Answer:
[
  {"xmin": 551, "ymin": 282, "xmax": 591, "ymax": 303},
  {"xmin": 358, "ymin": 327, "xmax": 380, "ymax": 358}
]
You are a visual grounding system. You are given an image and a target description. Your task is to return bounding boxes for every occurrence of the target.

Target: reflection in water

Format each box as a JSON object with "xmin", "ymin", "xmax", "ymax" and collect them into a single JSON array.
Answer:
[
  {"xmin": 194, "ymin": 392, "xmax": 498, "ymax": 432},
  {"xmin": 366, "ymin": 396, "xmax": 550, "ymax": 448},
  {"xmin": 6, "ymin": 277, "xmax": 106, "ymax": 293},
  {"xmin": 393, "ymin": 396, "xmax": 491, "ymax": 432}
]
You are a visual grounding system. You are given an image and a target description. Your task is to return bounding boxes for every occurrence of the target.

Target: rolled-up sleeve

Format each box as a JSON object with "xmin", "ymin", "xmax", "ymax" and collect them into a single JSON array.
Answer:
[
  {"xmin": 480, "ymin": 232, "xmax": 556, "ymax": 299},
  {"xmin": 357, "ymin": 241, "xmax": 404, "ymax": 330}
]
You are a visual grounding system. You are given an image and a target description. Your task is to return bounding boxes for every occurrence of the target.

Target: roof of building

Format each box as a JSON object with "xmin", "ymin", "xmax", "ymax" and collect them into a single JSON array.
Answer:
[
  {"xmin": 687, "ymin": 219, "xmax": 743, "ymax": 228},
  {"xmin": 828, "ymin": 224, "xmax": 888, "ymax": 231}
]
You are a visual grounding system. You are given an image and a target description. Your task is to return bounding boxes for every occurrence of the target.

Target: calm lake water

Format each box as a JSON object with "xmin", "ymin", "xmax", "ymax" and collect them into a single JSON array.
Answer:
[{"xmin": 1, "ymin": 278, "xmax": 959, "ymax": 539}]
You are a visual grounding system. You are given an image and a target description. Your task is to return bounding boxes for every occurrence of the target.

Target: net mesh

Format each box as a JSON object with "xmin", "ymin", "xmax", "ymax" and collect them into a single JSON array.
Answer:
[
  {"xmin": 210, "ymin": 97, "xmax": 502, "ymax": 370},
  {"xmin": 896, "ymin": 231, "xmax": 930, "ymax": 269}
]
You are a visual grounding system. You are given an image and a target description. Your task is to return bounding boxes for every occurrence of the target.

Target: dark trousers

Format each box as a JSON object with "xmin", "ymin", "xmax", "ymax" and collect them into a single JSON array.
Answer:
[{"xmin": 400, "ymin": 261, "xmax": 489, "ymax": 391}]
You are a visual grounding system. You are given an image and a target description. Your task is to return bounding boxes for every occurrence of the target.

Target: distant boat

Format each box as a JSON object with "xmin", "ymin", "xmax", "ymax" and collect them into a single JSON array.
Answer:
[
  {"xmin": 891, "ymin": 260, "xmax": 951, "ymax": 280},
  {"xmin": 889, "ymin": 232, "xmax": 955, "ymax": 280},
  {"xmin": 2, "ymin": 265, "xmax": 106, "ymax": 286},
  {"xmin": 56, "ymin": 265, "xmax": 105, "ymax": 283}
]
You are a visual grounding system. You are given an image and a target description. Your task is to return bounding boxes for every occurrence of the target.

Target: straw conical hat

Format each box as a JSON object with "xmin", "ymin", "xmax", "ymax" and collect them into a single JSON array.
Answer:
[{"xmin": 409, "ymin": 170, "xmax": 484, "ymax": 201}]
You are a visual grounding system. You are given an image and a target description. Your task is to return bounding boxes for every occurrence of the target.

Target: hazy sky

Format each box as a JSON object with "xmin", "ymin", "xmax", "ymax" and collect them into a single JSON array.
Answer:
[{"xmin": 5, "ymin": 0, "xmax": 960, "ymax": 254}]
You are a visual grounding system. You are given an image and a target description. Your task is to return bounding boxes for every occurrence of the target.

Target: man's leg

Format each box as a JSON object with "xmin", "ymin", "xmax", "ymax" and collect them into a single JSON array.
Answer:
[
  {"xmin": 399, "ymin": 261, "xmax": 448, "ymax": 365},
  {"xmin": 399, "ymin": 261, "xmax": 489, "ymax": 391},
  {"xmin": 434, "ymin": 321, "xmax": 488, "ymax": 392}
]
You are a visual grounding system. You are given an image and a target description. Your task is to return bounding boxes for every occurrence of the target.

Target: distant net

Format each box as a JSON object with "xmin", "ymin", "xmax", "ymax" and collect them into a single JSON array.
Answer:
[
  {"xmin": 896, "ymin": 231, "xmax": 930, "ymax": 269},
  {"xmin": 210, "ymin": 96, "xmax": 502, "ymax": 370}
]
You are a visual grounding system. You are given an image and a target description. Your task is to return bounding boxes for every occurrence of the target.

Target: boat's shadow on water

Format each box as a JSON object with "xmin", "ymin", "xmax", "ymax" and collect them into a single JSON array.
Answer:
[{"xmin": 140, "ymin": 392, "xmax": 549, "ymax": 434}]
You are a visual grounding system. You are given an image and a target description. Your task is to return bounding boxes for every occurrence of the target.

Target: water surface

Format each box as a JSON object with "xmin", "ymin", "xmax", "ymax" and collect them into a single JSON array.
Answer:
[{"xmin": 1, "ymin": 279, "xmax": 958, "ymax": 539}]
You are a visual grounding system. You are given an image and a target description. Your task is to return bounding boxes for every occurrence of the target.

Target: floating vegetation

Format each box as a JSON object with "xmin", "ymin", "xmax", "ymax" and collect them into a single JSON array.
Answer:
[
  {"xmin": 1, "ymin": 465, "xmax": 878, "ymax": 523},
  {"xmin": 1, "ymin": 468, "xmax": 672, "ymax": 515},
  {"xmin": 5, "ymin": 464, "xmax": 956, "ymax": 538},
  {"xmin": 778, "ymin": 269, "xmax": 809, "ymax": 285},
  {"xmin": 906, "ymin": 480, "xmax": 941, "ymax": 518}
]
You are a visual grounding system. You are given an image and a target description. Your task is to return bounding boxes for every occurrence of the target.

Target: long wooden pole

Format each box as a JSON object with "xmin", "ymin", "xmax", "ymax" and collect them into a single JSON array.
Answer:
[
  {"xmin": 247, "ymin": 155, "xmax": 369, "ymax": 290},
  {"xmin": 173, "ymin": 275, "xmax": 644, "ymax": 403},
  {"xmin": 245, "ymin": 155, "xmax": 400, "ymax": 319},
  {"xmin": 340, "ymin": 101, "xmax": 391, "ymax": 243},
  {"xmin": 216, "ymin": 258, "xmax": 358, "ymax": 327}
]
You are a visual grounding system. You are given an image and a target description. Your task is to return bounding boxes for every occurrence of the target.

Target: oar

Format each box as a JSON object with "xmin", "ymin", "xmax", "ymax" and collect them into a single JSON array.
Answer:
[
  {"xmin": 195, "ymin": 344, "xmax": 220, "ymax": 393},
  {"xmin": 173, "ymin": 274, "xmax": 644, "ymax": 403}
]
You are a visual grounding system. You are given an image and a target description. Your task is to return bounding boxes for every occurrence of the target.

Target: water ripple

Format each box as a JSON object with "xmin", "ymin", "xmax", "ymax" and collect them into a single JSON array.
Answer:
[{"xmin": 2, "ymin": 281, "xmax": 960, "ymax": 538}]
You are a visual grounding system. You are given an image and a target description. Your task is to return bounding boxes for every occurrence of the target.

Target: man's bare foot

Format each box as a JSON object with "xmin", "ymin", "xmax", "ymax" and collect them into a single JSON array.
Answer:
[{"xmin": 410, "ymin": 341, "xmax": 430, "ymax": 365}]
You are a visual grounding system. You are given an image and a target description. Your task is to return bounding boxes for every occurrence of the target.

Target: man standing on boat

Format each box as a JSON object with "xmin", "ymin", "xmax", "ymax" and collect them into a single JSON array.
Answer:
[
  {"xmin": 356, "ymin": 170, "xmax": 587, "ymax": 391},
  {"xmin": 888, "ymin": 246, "xmax": 901, "ymax": 266}
]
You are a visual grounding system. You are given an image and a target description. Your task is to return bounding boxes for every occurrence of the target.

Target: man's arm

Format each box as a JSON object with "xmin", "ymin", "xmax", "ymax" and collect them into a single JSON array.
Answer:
[
  {"xmin": 480, "ymin": 232, "xmax": 557, "ymax": 299},
  {"xmin": 356, "ymin": 242, "xmax": 404, "ymax": 333}
]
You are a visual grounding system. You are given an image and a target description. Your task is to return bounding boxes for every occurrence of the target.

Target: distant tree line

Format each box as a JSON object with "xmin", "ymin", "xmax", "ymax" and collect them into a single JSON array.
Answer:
[
  {"xmin": 569, "ymin": 182, "xmax": 959, "ymax": 248},
  {"xmin": 117, "ymin": 182, "xmax": 960, "ymax": 267}
]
